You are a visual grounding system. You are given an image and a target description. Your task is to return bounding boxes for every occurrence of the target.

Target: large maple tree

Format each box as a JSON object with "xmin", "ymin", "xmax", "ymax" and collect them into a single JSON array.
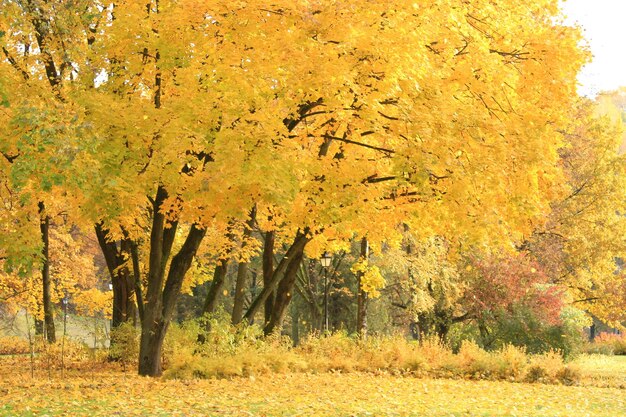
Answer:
[{"xmin": 0, "ymin": 0, "xmax": 589, "ymax": 377}]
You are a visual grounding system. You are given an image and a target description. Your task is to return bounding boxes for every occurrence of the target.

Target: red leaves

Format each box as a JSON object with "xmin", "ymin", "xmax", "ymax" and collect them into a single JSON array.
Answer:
[{"xmin": 464, "ymin": 253, "xmax": 565, "ymax": 325}]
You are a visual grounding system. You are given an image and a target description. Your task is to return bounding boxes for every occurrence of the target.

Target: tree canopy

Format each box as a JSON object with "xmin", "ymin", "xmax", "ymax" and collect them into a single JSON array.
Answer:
[{"xmin": 1, "ymin": 0, "xmax": 624, "ymax": 377}]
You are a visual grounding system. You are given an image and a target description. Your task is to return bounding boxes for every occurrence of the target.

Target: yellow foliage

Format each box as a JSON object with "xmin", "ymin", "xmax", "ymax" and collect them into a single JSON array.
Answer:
[
  {"xmin": 72, "ymin": 289, "xmax": 113, "ymax": 319},
  {"xmin": 351, "ymin": 259, "xmax": 386, "ymax": 298}
]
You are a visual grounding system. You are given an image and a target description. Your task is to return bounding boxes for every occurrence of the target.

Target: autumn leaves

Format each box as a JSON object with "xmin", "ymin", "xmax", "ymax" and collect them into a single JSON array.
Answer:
[{"xmin": 0, "ymin": 0, "xmax": 613, "ymax": 376}]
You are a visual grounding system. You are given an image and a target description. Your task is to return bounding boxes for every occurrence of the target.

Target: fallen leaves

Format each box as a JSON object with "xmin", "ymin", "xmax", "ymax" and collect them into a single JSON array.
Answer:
[{"xmin": 0, "ymin": 358, "xmax": 624, "ymax": 417}]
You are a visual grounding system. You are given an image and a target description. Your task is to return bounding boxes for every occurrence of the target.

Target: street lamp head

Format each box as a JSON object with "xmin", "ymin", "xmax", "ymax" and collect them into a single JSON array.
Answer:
[{"xmin": 320, "ymin": 252, "xmax": 332, "ymax": 268}]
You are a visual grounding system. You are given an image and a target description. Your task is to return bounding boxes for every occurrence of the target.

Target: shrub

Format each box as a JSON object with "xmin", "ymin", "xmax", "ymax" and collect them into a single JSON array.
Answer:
[
  {"xmin": 453, "ymin": 342, "xmax": 527, "ymax": 380},
  {"xmin": 525, "ymin": 365, "xmax": 549, "ymax": 383},
  {"xmin": 415, "ymin": 336, "xmax": 454, "ymax": 373},
  {"xmin": 297, "ymin": 333, "xmax": 434, "ymax": 375},
  {"xmin": 585, "ymin": 332, "xmax": 626, "ymax": 356},
  {"xmin": 448, "ymin": 306, "xmax": 588, "ymax": 358},
  {"xmin": 297, "ymin": 331, "xmax": 359, "ymax": 372},
  {"xmin": 556, "ymin": 365, "xmax": 581, "ymax": 386},
  {"xmin": 456, "ymin": 340, "xmax": 493, "ymax": 378},
  {"xmin": 525, "ymin": 350, "xmax": 565, "ymax": 384},
  {"xmin": 36, "ymin": 338, "xmax": 92, "ymax": 369},
  {"xmin": 163, "ymin": 314, "xmax": 304, "ymax": 379},
  {"xmin": 495, "ymin": 344, "xmax": 528, "ymax": 380},
  {"xmin": 109, "ymin": 322, "xmax": 140, "ymax": 370},
  {"xmin": 158, "ymin": 316, "xmax": 583, "ymax": 385}
]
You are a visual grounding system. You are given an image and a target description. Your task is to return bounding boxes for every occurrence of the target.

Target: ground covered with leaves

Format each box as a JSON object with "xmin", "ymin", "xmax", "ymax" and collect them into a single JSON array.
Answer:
[{"xmin": 1, "ymin": 358, "xmax": 624, "ymax": 417}]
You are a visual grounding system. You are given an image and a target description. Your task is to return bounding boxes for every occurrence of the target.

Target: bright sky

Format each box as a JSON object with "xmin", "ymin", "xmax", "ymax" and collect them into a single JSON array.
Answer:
[{"xmin": 561, "ymin": 0, "xmax": 626, "ymax": 97}]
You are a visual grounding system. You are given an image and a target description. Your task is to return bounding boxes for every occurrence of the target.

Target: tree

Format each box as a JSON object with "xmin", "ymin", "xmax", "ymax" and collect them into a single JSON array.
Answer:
[
  {"xmin": 524, "ymin": 98, "xmax": 626, "ymax": 327},
  {"xmin": 0, "ymin": 224, "xmax": 100, "ymax": 335},
  {"xmin": 1, "ymin": 0, "xmax": 586, "ymax": 374},
  {"xmin": 76, "ymin": 0, "xmax": 307, "ymax": 375},
  {"xmin": 0, "ymin": 0, "xmax": 98, "ymax": 342}
]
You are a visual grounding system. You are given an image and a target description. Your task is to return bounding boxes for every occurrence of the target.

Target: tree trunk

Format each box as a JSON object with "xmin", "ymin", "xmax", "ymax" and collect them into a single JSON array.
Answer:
[
  {"xmin": 202, "ymin": 259, "xmax": 228, "ymax": 315},
  {"xmin": 34, "ymin": 319, "xmax": 44, "ymax": 336},
  {"xmin": 356, "ymin": 237, "xmax": 369, "ymax": 338},
  {"xmin": 231, "ymin": 260, "xmax": 249, "ymax": 324},
  {"xmin": 263, "ymin": 231, "xmax": 275, "ymax": 325},
  {"xmin": 589, "ymin": 322, "xmax": 596, "ymax": 341},
  {"xmin": 111, "ymin": 268, "xmax": 136, "ymax": 327},
  {"xmin": 291, "ymin": 305, "xmax": 300, "ymax": 346},
  {"xmin": 139, "ymin": 223, "xmax": 205, "ymax": 376},
  {"xmin": 95, "ymin": 223, "xmax": 137, "ymax": 328},
  {"xmin": 138, "ymin": 186, "xmax": 206, "ymax": 376},
  {"xmin": 39, "ymin": 202, "xmax": 56, "ymax": 343},
  {"xmin": 232, "ymin": 208, "xmax": 255, "ymax": 325},
  {"xmin": 138, "ymin": 318, "xmax": 167, "ymax": 376},
  {"xmin": 244, "ymin": 231, "xmax": 310, "ymax": 324},
  {"xmin": 264, "ymin": 246, "xmax": 305, "ymax": 335},
  {"xmin": 129, "ymin": 239, "xmax": 144, "ymax": 322}
]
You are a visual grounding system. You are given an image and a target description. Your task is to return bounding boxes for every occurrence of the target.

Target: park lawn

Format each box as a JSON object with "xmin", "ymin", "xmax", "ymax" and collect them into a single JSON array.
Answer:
[
  {"xmin": 0, "ymin": 363, "xmax": 624, "ymax": 417},
  {"xmin": 574, "ymin": 354, "xmax": 626, "ymax": 387}
]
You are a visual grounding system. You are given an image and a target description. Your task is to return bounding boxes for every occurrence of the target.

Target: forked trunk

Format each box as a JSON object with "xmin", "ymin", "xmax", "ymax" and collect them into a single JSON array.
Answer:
[
  {"xmin": 243, "ymin": 231, "xmax": 310, "ymax": 324},
  {"xmin": 95, "ymin": 224, "xmax": 138, "ymax": 328},
  {"xmin": 138, "ymin": 187, "xmax": 206, "ymax": 376},
  {"xmin": 264, "ymin": 246, "xmax": 305, "ymax": 335}
]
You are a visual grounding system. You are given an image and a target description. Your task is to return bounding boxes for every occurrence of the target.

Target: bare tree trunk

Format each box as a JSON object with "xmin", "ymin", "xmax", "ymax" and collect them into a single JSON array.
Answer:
[
  {"xmin": 231, "ymin": 260, "xmax": 249, "ymax": 324},
  {"xmin": 129, "ymin": 239, "xmax": 144, "ymax": 323},
  {"xmin": 39, "ymin": 202, "xmax": 55, "ymax": 343},
  {"xmin": 232, "ymin": 208, "xmax": 255, "ymax": 324},
  {"xmin": 202, "ymin": 259, "xmax": 229, "ymax": 315},
  {"xmin": 356, "ymin": 237, "xmax": 369, "ymax": 339},
  {"xmin": 244, "ymin": 231, "xmax": 310, "ymax": 324},
  {"xmin": 138, "ymin": 319, "xmax": 167, "ymax": 376},
  {"xmin": 263, "ymin": 231, "xmax": 275, "ymax": 325},
  {"xmin": 95, "ymin": 223, "xmax": 137, "ymax": 328}
]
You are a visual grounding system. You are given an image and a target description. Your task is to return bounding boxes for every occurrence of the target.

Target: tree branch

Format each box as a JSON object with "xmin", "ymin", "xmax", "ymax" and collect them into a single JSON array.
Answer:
[
  {"xmin": 2, "ymin": 47, "xmax": 30, "ymax": 81},
  {"xmin": 1, "ymin": 151, "xmax": 19, "ymax": 164},
  {"xmin": 322, "ymin": 134, "xmax": 395, "ymax": 154}
]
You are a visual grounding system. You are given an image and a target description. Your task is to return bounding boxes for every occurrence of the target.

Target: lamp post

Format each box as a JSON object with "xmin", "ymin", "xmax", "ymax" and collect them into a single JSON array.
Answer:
[
  {"xmin": 61, "ymin": 295, "xmax": 69, "ymax": 377},
  {"xmin": 320, "ymin": 252, "xmax": 332, "ymax": 332},
  {"xmin": 62, "ymin": 296, "xmax": 68, "ymax": 336}
]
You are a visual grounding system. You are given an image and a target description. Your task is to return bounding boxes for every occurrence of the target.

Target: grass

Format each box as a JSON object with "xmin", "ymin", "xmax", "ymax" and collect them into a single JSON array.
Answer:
[
  {"xmin": 0, "ymin": 310, "xmax": 110, "ymax": 348},
  {"xmin": 572, "ymin": 354, "xmax": 626, "ymax": 388},
  {"xmin": 0, "ymin": 355, "xmax": 625, "ymax": 417}
]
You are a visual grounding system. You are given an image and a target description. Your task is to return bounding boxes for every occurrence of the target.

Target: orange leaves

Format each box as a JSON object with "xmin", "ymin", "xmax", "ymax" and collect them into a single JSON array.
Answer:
[{"xmin": 465, "ymin": 253, "xmax": 565, "ymax": 325}]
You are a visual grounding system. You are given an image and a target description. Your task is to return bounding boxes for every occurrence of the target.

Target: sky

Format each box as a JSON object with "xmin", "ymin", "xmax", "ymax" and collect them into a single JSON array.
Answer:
[{"xmin": 561, "ymin": 0, "xmax": 626, "ymax": 97}]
